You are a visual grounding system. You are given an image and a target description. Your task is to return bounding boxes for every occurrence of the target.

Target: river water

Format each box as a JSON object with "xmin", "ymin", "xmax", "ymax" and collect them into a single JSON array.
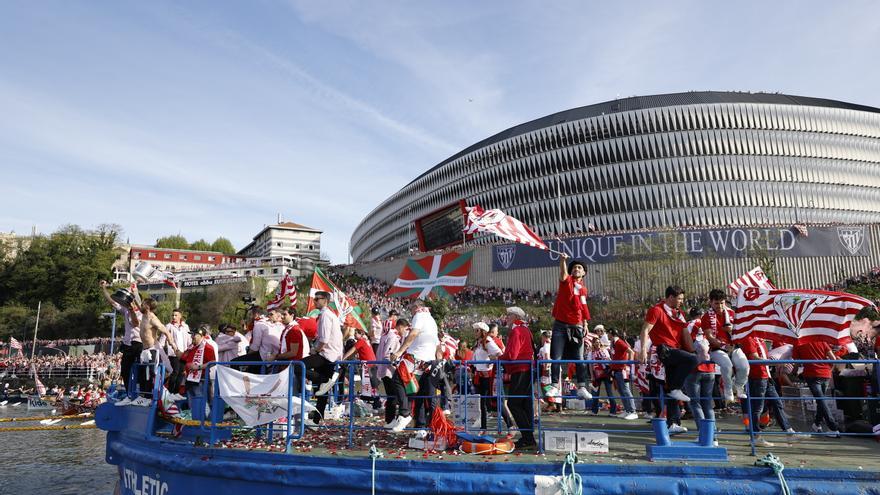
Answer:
[{"xmin": 0, "ymin": 406, "xmax": 117, "ymax": 495}]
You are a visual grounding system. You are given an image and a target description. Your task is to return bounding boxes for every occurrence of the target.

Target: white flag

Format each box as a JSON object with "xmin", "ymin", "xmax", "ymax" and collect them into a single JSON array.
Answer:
[{"xmin": 215, "ymin": 366, "xmax": 315, "ymax": 427}]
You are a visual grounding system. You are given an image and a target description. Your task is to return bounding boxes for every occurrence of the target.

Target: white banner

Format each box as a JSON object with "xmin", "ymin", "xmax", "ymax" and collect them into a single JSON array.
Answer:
[{"xmin": 215, "ymin": 366, "xmax": 314, "ymax": 427}]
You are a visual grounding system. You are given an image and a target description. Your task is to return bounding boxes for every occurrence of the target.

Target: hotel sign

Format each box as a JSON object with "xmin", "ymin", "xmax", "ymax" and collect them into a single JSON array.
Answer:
[{"xmin": 491, "ymin": 225, "xmax": 871, "ymax": 271}]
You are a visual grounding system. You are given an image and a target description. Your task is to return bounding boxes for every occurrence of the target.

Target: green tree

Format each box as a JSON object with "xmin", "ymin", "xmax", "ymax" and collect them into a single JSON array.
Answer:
[
  {"xmin": 155, "ymin": 234, "xmax": 190, "ymax": 250},
  {"xmin": 211, "ymin": 237, "xmax": 236, "ymax": 255},
  {"xmin": 190, "ymin": 239, "xmax": 212, "ymax": 251}
]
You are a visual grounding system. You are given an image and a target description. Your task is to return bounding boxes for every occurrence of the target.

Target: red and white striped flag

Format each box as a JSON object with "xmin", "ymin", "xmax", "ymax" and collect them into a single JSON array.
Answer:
[
  {"xmin": 733, "ymin": 287, "xmax": 873, "ymax": 346},
  {"xmin": 32, "ymin": 365, "xmax": 46, "ymax": 397},
  {"xmin": 463, "ymin": 205, "xmax": 548, "ymax": 250},
  {"xmin": 440, "ymin": 334, "xmax": 459, "ymax": 359},
  {"xmin": 10, "ymin": 337, "xmax": 22, "ymax": 350},
  {"xmin": 727, "ymin": 266, "xmax": 775, "ymax": 296},
  {"xmin": 267, "ymin": 274, "xmax": 296, "ymax": 311}
]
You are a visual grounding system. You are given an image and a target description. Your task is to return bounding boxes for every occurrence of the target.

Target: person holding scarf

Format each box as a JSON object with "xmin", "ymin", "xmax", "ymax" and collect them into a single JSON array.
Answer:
[
  {"xmin": 639, "ymin": 286, "xmax": 698, "ymax": 404},
  {"xmin": 181, "ymin": 325, "xmax": 216, "ymax": 419}
]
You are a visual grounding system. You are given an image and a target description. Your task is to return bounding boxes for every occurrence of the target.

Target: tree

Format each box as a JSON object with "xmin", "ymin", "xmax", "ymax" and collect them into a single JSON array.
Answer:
[
  {"xmin": 189, "ymin": 239, "xmax": 212, "ymax": 251},
  {"xmin": 155, "ymin": 235, "xmax": 190, "ymax": 250},
  {"xmin": 211, "ymin": 237, "xmax": 236, "ymax": 255}
]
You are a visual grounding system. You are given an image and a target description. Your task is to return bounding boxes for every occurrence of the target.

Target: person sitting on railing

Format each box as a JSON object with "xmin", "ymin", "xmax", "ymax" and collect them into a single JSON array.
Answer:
[
  {"xmin": 378, "ymin": 318, "xmax": 408, "ymax": 429},
  {"xmin": 792, "ymin": 340, "xmax": 841, "ymax": 438},
  {"xmin": 180, "ymin": 325, "xmax": 216, "ymax": 418},
  {"xmin": 639, "ymin": 285, "xmax": 697, "ymax": 404},
  {"xmin": 341, "ymin": 325, "xmax": 381, "ymax": 411},
  {"xmin": 267, "ymin": 309, "xmax": 310, "ymax": 393},
  {"xmin": 607, "ymin": 328, "xmax": 639, "ymax": 420},
  {"xmin": 702, "ymin": 289, "xmax": 748, "ymax": 403},
  {"xmin": 499, "ymin": 306, "xmax": 536, "ymax": 450},
  {"xmin": 738, "ymin": 334, "xmax": 810, "ymax": 446},
  {"xmin": 683, "ymin": 308, "xmax": 716, "ymax": 434},
  {"xmin": 304, "ymin": 291, "xmax": 344, "ymax": 425}
]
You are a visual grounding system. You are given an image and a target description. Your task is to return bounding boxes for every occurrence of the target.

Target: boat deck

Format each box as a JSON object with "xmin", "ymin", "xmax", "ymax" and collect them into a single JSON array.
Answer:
[{"xmin": 203, "ymin": 409, "xmax": 880, "ymax": 471}]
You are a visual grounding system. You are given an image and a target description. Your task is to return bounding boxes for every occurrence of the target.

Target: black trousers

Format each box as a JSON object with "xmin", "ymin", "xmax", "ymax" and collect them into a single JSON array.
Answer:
[
  {"xmin": 302, "ymin": 354, "xmax": 334, "ymax": 421},
  {"xmin": 167, "ymin": 356, "xmax": 182, "ymax": 393},
  {"xmin": 507, "ymin": 371, "xmax": 534, "ymax": 442},
  {"xmin": 657, "ymin": 346, "xmax": 698, "ymax": 391},
  {"xmin": 120, "ymin": 341, "xmax": 143, "ymax": 394},
  {"xmin": 392, "ymin": 366, "xmax": 436, "ymax": 427},
  {"xmin": 231, "ymin": 351, "xmax": 264, "ymax": 374},
  {"xmin": 381, "ymin": 376, "xmax": 398, "ymax": 424}
]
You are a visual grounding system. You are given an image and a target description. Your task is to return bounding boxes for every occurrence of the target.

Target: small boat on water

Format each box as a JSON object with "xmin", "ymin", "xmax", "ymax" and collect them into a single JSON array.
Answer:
[{"xmin": 27, "ymin": 396, "xmax": 54, "ymax": 412}]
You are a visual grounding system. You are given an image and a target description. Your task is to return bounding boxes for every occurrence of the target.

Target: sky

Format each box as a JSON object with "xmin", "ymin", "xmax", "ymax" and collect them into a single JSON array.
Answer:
[{"xmin": 1, "ymin": 1, "xmax": 879, "ymax": 263}]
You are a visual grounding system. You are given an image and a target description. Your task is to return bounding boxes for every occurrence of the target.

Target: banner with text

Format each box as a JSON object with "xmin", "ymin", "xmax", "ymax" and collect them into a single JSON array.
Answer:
[{"xmin": 492, "ymin": 225, "xmax": 872, "ymax": 271}]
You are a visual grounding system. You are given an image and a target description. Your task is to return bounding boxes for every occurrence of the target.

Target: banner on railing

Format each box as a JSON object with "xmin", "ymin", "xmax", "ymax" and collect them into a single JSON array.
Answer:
[{"xmin": 215, "ymin": 366, "xmax": 314, "ymax": 427}]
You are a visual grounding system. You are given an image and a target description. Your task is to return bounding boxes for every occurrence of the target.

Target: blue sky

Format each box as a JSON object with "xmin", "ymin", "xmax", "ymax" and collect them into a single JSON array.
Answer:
[{"xmin": 1, "ymin": 1, "xmax": 879, "ymax": 263}]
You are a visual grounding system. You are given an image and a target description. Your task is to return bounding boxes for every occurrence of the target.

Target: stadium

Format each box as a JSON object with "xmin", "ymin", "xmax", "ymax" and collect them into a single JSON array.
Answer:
[{"xmin": 349, "ymin": 91, "xmax": 880, "ymax": 293}]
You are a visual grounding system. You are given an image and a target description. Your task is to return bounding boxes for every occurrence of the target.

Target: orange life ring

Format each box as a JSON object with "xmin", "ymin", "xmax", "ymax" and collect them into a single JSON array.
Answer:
[{"xmin": 459, "ymin": 438, "xmax": 515, "ymax": 455}]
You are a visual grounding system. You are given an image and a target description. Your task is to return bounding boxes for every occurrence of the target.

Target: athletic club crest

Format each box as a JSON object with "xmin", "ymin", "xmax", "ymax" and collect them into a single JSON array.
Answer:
[
  {"xmin": 773, "ymin": 293, "xmax": 828, "ymax": 331},
  {"xmin": 496, "ymin": 245, "xmax": 517, "ymax": 269},
  {"xmin": 837, "ymin": 226, "xmax": 865, "ymax": 255}
]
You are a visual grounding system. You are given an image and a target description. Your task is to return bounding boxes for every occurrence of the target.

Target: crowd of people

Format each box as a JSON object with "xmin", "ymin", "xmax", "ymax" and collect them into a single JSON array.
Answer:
[{"xmin": 94, "ymin": 255, "xmax": 880, "ymax": 452}]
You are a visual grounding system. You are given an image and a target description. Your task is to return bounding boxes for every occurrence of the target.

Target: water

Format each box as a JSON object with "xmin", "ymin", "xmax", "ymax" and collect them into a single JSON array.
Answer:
[{"xmin": 0, "ymin": 406, "xmax": 117, "ymax": 495}]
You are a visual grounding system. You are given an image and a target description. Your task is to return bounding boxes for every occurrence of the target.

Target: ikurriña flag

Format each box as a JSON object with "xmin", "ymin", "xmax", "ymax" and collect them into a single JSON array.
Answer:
[
  {"xmin": 305, "ymin": 267, "xmax": 368, "ymax": 331},
  {"xmin": 387, "ymin": 251, "xmax": 473, "ymax": 300},
  {"xmin": 463, "ymin": 205, "xmax": 548, "ymax": 250},
  {"xmin": 733, "ymin": 287, "xmax": 873, "ymax": 346}
]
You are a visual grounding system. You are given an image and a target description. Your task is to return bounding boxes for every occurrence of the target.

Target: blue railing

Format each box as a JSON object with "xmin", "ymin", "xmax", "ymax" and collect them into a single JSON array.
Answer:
[{"xmin": 120, "ymin": 356, "xmax": 880, "ymax": 456}]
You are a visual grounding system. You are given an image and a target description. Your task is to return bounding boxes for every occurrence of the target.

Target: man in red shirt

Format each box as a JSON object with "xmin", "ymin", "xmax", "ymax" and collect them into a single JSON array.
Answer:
[
  {"xmin": 791, "ymin": 341, "xmax": 840, "ymax": 437},
  {"xmin": 607, "ymin": 328, "xmax": 638, "ymax": 420},
  {"xmin": 268, "ymin": 309, "xmax": 310, "ymax": 394},
  {"xmin": 739, "ymin": 335, "xmax": 806, "ymax": 446},
  {"xmin": 684, "ymin": 309, "xmax": 716, "ymax": 433},
  {"xmin": 180, "ymin": 325, "xmax": 216, "ymax": 420},
  {"xmin": 639, "ymin": 286, "xmax": 698, "ymax": 403},
  {"xmin": 499, "ymin": 306, "xmax": 536, "ymax": 449},
  {"xmin": 550, "ymin": 253, "xmax": 592, "ymax": 401}
]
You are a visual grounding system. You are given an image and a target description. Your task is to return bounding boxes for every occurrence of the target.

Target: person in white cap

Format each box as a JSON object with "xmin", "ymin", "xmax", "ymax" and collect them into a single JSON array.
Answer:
[
  {"xmin": 499, "ymin": 306, "xmax": 536, "ymax": 449},
  {"xmin": 588, "ymin": 334, "xmax": 617, "ymax": 416}
]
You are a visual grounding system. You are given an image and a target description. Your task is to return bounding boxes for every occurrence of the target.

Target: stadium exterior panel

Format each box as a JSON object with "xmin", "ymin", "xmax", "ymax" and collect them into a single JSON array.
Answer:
[{"xmin": 349, "ymin": 91, "xmax": 880, "ymax": 293}]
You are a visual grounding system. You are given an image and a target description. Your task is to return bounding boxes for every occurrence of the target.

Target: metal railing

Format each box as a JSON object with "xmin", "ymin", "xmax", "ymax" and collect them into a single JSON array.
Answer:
[{"xmin": 116, "ymin": 356, "xmax": 879, "ymax": 456}]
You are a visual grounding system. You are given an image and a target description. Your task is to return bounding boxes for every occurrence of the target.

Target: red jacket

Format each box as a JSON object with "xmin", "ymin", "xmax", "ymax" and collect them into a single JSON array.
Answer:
[{"xmin": 499, "ymin": 321, "xmax": 534, "ymax": 374}]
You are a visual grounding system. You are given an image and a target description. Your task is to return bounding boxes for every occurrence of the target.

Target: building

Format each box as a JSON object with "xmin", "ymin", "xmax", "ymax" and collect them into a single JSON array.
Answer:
[
  {"xmin": 349, "ymin": 91, "xmax": 880, "ymax": 293},
  {"xmin": 238, "ymin": 221, "xmax": 323, "ymax": 262},
  {"xmin": 128, "ymin": 245, "xmax": 246, "ymax": 272}
]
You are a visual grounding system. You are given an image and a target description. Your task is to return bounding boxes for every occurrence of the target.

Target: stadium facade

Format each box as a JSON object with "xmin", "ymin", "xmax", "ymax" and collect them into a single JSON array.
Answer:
[{"xmin": 349, "ymin": 92, "xmax": 880, "ymax": 293}]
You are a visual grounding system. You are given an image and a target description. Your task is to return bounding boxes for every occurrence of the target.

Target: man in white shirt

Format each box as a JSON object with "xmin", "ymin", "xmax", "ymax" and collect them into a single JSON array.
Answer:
[
  {"xmin": 164, "ymin": 309, "xmax": 191, "ymax": 394},
  {"xmin": 99, "ymin": 281, "xmax": 141, "ymax": 397},
  {"xmin": 302, "ymin": 291, "xmax": 343, "ymax": 424},
  {"xmin": 232, "ymin": 307, "xmax": 282, "ymax": 373},
  {"xmin": 388, "ymin": 299, "xmax": 440, "ymax": 432},
  {"xmin": 370, "ymin": 307, "xmax": 382, "ymax": 354}
]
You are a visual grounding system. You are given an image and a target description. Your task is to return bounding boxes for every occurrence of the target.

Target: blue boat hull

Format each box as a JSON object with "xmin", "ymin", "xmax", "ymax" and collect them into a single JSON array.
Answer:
[{"xmin": 98, "ymin": 405, "xmax": 880, "ymax": 495}]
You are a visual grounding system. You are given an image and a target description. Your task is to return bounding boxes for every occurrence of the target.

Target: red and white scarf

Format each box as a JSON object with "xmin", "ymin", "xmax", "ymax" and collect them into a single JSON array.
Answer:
[
  {"xmin": 663, "ymin": 303, "xmax": 686, "ymax": 323},
  {"xmin": 186, "ymin": 342, "xmax": 206, "ymax": 383}
]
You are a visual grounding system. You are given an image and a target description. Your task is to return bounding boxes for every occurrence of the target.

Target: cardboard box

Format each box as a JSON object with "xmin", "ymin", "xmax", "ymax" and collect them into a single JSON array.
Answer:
[
  {"xmin": 408, "ymin": 436, "xmax": 448, "ymax": 451},
  {"xmin": 576, "ymin": 431, "xmax": 609, "ymax": 453},
  {"xmin": 450, "ymin": 394, "xmax": 481, "ymax": 425},
  {"xmin": 543, "ymin": 430, "xmax": 577, "ymax": 452}
]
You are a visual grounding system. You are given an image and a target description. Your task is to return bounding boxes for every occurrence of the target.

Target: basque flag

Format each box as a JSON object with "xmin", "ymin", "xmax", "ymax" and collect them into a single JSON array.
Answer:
[{"xmin": 387, "ymin": 251, "xmax": 473, "ymax": 300}]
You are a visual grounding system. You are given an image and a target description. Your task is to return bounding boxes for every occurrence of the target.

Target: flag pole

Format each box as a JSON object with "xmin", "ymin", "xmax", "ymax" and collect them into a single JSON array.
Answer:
[{"xmin": 30, "ymin": 301, "xmax": 41, "ymax": 361}]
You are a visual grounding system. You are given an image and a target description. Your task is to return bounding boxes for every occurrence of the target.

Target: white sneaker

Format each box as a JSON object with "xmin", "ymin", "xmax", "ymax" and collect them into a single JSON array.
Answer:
[
  {"xmin": 442, "ymin": 409, "xmax": 452, "ymax": 415},
  {"xmin": 712, "ymin": 440, "xmax": 719, "ymax": 447},
  {"xmin": 315, "ymin": 372, "xmax": 340, "ymax": 396},
  {"xmin": 643, "ymin": 412, "xmax": 656, "ymax": 419},
  {"xmin": 735, "ymin": 386, "xmax": 748, "ymax": 399},
  {"xmin": 786, "ymin": 427, "xmax": 810, "ymax": 440},
  {"xmin": 755, "ymin": 436, "xmax": 775, "ymax": 447},
  {"xmin": 114, "ymin": 397, "xmax": 132, "ymax": 406},
  {"xmin": 827, "ymin": 430, "xmax": 841, "ymax": 438},
  {"xmin": 383, "ymin": 421, "xmax": 396, "ymax": 430},
  {"xmin": 668, "ymin": 389, "xmax": 690, "ymax": 402},
  {"xmin": 811, "ymin": 424, "xmax": 823, "ymax": 433},
  {"xmin": 391, "ymin": 415, "xmax": 412, "ymax": 433},
  {"xmin": 724, "ymin": 393, "xmax": 735, "ymax": 403},
  {"xmin": 169, "ymin": 393, "xmax": 186, "ymax": 402},
  {"xmin": 131, "ymin": 397, "xmax": 152, "ymax": 407},
  {"xmin": 576, "ymin": 387, "xmax": 592, "ymax": 400},
  {"xmin": 668, "ymin": 424, "xmax": 688, "ymax": 435},
  {"xmin": 414, "ymin": 429, "xmax": 429, "ymax": 440},
  {"xmin": 622, "ymin": 412, "xmax": 639, "ymax": 421}
]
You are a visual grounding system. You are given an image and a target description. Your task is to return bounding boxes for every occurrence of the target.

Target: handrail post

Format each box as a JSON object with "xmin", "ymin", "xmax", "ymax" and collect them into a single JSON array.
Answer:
[
  {"xmin": 209, "ymin": 363, "xmax": 220, "ymax": 446},
  {"xmin": 348, "ymin": 361, "xmax": 356, "ymax": 448},
  {"xmin": 286, "ymin": 362, "xmax": 293, "ymax": 451},
  {"xmin": 745, "ymin": 375, "xmax": 756, "ymax": 456},
  {"xmin": 496, "ymin": 359, "xmax": 503, "ymax": 435},
  {"xmin": 536, "ymin": 359, "xmax": 544, "ymax": 453}
]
